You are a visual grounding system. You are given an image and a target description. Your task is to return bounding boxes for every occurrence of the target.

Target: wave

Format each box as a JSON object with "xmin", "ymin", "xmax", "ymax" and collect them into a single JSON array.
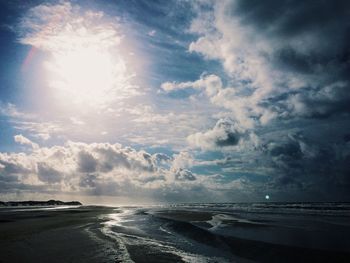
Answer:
[
  {"xmin": 154, "ymin": 214, "xmax": 350, "ymax": 263},
  {"xmin": 95, "ymin": 204, "xmax": 350, "ymax": 262},
  {"xmin": 166, "ymin": 202, "xmax": 350, "ymax": 217},
  {"xmin": 98, "ymin": 208, "xmax": 230, "ymax": 263}
]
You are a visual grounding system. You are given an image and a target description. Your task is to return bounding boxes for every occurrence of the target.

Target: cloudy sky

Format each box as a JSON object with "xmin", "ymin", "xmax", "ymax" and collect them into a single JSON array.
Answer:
[{"xmin": 0, "ymin": 0, "xmax": 349, "ymax": 204}]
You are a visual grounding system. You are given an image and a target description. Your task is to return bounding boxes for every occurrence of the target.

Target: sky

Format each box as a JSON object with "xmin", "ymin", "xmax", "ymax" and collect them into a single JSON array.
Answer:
[{"xmin": 0, "ymin": 0, "xmax": 349, "ymax": 204}]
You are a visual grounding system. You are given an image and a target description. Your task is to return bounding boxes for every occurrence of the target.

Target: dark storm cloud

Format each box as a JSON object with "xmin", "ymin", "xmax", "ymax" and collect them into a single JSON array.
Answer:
[
  {"xmin": 233, "ymin": 0, "xmax": 349, "ymax": 37},
  {"xmin": 185, "ymin": 0, "xmax": 350, "ymax": 199},
  {"xmin": 189, "ymin": 0, "xmax": 350, "ymax": 122},
  {"xmin": 233, "ymin": 0, "xmax": 350, "ymax": 117},
  {"xmin": 260, "ymin": 132, "xmax": 350, "ymax": 194},
  {"xmin": 261, "ymin": 134, "xmax": 309, "ymax": 188},
  {"xmin": 1, "ymin": 0, "xmax": 349, "ymax": 202}
]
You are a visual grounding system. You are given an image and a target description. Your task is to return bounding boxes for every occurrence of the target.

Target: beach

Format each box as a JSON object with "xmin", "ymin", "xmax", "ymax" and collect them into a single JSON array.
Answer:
[
  {"xmin": 1, "ymin": 203, "xmax": 350, "ymax": 262},
  {"xmin": 0, "ymin": 206, "xmax": 117, "ymax": 263}
]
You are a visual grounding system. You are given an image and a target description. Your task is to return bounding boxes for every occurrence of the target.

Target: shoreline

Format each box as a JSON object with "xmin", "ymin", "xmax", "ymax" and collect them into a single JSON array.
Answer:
[
  {"xmin": 0, "ymin": 206, "xmax": 117, "ymax": 263},
  {"xmin": 1, "ymin": 204, "xmax": 350, "ymax": 263}
]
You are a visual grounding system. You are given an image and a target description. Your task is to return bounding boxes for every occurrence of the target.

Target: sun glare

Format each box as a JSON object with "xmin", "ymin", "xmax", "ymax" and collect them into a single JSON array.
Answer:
[
  {"xmin": 46, "ymin": 43, "xmax": 127, "ymax": 107},
  {"xmin": 20, "ymin": 2, "xmax": 140, "ymax": 111}
]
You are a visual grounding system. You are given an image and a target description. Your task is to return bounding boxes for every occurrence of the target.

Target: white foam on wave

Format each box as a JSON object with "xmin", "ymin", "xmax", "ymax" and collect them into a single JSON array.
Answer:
[
  {"xmin": 159, "ymin": 225, "xmax": 174, "ymax": 235},
  {"xmin": 99, "ymin": 208, "xmax": 231, "ymax": 263},
  {"xmin": 207, "ymin": 213, "xmax": 263, "ymax": 230},
  {"xmin": 99, "ymin": 209, "xmax": 135, "ymax": 262},
  {"xmin": 0, "ymin": 205, "xmax": 81, "ymax": 212}
]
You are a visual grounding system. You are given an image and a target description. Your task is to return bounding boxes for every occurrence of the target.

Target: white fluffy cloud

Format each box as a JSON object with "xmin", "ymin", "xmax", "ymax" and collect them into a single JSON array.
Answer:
[
  {"xmin": 161, "ymin": 74, "xmax": 222, "ymax": 97},
  {"xmin": 187, "ymin": 118, "xmax": 258, "ymax": 151},
  {"xmin": 185, "ymin": 0, "xmax": 350, "ymax": 128},
  {"xmin": 0, "ymin": 140, "xmax": 246, "ymax": 201},
  {"xmin": 0, "ymin": 142, "xmax": 152, "ymax": 194},
  {"xmin": 14, "ymin": 134, "xmax": 39, "ymax": 149},
  {"xmin": 160, "ymin": 73, "xmax": 267, "ymax": 129},
  {"xmin": 3, "ymin": 0, "xmax": 348, "ymax": 202}
]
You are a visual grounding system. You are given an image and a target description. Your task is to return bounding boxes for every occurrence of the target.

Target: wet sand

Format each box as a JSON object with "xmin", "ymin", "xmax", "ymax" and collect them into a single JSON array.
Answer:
[
  {"xmin": 0, "ymin": 206, "xmax": 116, "ymax": 263},
  {"xmin": 1, "ymin": 204, "xmax": 350, "ymax": 262}
]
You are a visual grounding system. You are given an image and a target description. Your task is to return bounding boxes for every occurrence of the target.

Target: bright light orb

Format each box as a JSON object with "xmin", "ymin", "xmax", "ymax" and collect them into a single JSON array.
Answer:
[
  {"xmin": 47, "ymin": 45, "xmax": 126, "ymax": 108},
  {"xmin": 265, "ymin": 195, "xmax": 270, "ymax": 200},
  {"xmin": 21, "ymin": 2, "xmax": 138, "ymax": 110}
]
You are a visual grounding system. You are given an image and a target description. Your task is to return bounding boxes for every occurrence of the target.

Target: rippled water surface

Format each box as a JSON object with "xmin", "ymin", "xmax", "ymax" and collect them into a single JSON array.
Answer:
[{"xmin": 94, "ymin": 203, "xmax": 350, "ymax": 262}]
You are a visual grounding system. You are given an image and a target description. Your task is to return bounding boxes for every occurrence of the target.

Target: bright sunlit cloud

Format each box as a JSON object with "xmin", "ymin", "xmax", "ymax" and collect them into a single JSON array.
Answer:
[
  {"xmin": 46, "ymin": 42, "xmax": 127, "ymax": 107},
  {"xmin": 3, "ymin": 0, "xmax": 348, "ymax": 203},
  {"xmin": 19, "ymin": 2, "xmax": 137, "ymax": 108}
]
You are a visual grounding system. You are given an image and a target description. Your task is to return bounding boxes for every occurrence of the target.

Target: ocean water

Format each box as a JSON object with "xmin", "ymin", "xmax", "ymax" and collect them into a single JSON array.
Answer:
[{"xmin": 96, "ymin": 202, "xmax": 350, "ymax": 262}]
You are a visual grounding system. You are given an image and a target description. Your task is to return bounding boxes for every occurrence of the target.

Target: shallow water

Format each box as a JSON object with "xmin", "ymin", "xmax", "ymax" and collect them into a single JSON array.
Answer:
[{"xmin": 96, "ymin": 202, "xmax": 350, "ymax": 262}]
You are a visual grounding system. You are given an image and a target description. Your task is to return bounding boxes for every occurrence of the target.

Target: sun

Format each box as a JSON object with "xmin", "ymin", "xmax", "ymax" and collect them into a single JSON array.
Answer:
[
  {"xmin": 46, "ymin": 44, "xmax": 126, "ymax": 107},
  {"xmin": 20, "ymin": 2, "xmax": 139, "ymax": 110},
  {"xmin": 19, "ymin": 4, "xmax": 132, "ymax": 109},
  {"xmin": 45, "ymin": 35, "xmax": 129, "ymax": 108}
]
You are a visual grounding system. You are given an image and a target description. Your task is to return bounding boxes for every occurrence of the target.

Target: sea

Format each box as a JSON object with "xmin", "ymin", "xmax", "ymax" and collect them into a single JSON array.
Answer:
[{"xmin": 93, "ymin": 202, "xmax": 350, "ymax": 262}]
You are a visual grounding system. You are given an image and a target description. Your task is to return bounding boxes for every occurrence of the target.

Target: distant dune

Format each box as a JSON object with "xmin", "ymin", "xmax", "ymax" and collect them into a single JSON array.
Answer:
[{"xmin": 0, "ymin": 200, "xmax": 82, "ymax": 206}]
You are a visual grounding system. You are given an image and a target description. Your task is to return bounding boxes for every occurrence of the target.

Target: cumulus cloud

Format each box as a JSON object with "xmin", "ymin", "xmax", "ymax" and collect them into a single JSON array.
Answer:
[
  {"xmin": 187, "ymin": 118, "xmax": 257, "ymax": 151},
  {"xmin": 1, "ymin": 142, "xmax": 159, "ymax": 191},
  {"xmin": 188, "ymin": 0, "xmax": 350, "ymax": 124},
  {"xmin": 2, "ymin": 0, "xmax": 349, "ymax": 202},
  {"xmin": 161, "ymin": 74, "xmax": 260, "ymax": 128},
  {"xmin": 14, "ymin": 134, "xmax": 39, "ymax": 149},
  {"xmin": 37, "ymin": 162, "xmax": 62, "ymax": 184},
  {"xmin": 171, "ymin": 151, "xmax": 194, "ymax": 170},
  {"xmin": 0, "ymin": 141, "xmax": 233, "ymax": 201},
  {"xmin": 153, "ymin": 153, "xmax": 172, "ymax": 164},
  {"xmin": 150, "ymin": 0, "xmax": 350, "ymax": 199},
  {"xmin": 173, "ymin": 168, "xmax": 196, "ymax": 181}
]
